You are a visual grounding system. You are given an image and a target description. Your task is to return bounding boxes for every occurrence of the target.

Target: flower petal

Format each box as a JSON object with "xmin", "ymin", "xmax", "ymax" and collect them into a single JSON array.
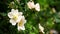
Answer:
[
  {"xmin": 39, "ymin": 24, "xmax": 44, "ymax": 33},
  {"xmin": 16, "ymin": 16, "xmax": 22, "ymax": 22},
  {"xmin": 21, "ymin": 16, "xmax": 26, "ymax": 24},
  {"xmin": 18, "ymin": 12, "xmax": 23, "ymax": 16},
  {"xmin": 10, "ymin": 19, "xmax": 17, "ymax": 25},
  {"xmin": 8, "ymin": 12, "xmax": 13, "ymax": 18},
  {"xmin": 11, "ymin": 9, "xmax": 19, "ymax": 15},
  {"xmin": 27, "ymin": 1, "xmax": 35, "ymax": 9},
  {"xmin": 35, "ymin": 3, "xmax": 40, "ymax": 11},
  {"xmin": 18, "ymin": 25, "xmax": 25, "ymax": 31}
]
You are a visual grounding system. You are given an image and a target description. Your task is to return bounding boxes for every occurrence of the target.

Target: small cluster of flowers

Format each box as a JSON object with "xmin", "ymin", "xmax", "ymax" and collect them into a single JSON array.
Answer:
[
  {"xmin": 8, "ymin": 9, "xmax": 26, "ymax": 31},
  {"xmin": 27, "ymin": 0, "xmax": 40, "ymax": 11},
  {"xmin": 27, "ymin": 1, "xmax": 44, "ymax": 33},
  {"xmin": 8, "ymin": 0, "xmax": 44, "ymax": 33}
]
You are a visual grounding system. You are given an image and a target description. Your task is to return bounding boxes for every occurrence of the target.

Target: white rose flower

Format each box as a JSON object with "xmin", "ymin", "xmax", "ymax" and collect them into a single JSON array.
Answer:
[
  {"xmin": 8, "ymin": 9, "xmax": 23, "ymax": 25},
  {"xmin": 17, "ymin": 16, "xmax": 26, "ymax": 31},
  {"xmin": 27, "ymin": 1, "xmax": 35, "ymax": 9},
  {"xmin": 35, "ymin": 3, "xmax": 40, "ymax": 11},
  {"xmin": 39, "ymin": 24, "xmax": 44, "ymax": 34}
]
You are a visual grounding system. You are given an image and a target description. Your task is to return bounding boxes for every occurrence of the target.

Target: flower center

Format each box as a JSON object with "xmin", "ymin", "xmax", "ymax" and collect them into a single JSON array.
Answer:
[
  {"xmin": 13, "ymin": 15, "xmax": 18, "ymax": 20},
  {"xmin": 18, "ymin": 20, "xmax": 23, "ymax": 26}
]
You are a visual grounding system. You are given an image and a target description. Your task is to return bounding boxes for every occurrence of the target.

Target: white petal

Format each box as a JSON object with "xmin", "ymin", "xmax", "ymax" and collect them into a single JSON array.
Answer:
[
  {"xmin": 18, "ymin": 12, "xmax": 23, "ymax": 16},
  {"xmin": 10, "ymin": 19, "xmax": 17, "ymax": 25},
  {"xmin": 11, "ymin": 9, "xmax": 15, "ymax": 12},
  {"xmin": 16, "ymin": 16, "xmax": 22, "ymax": 22},
  {"xmin": 18, "ymin": 25, "xmax": 25, "ymax": 31},
  {"xmin": 27, "ymin": 1, "xmax": 35, "ymax": 9},
  {"xmin": 21, "ymin": 16, "xmax": 26, "ymax": 23},
  {"xmin": 15, "ymin": 9, "xmax": 18, "ymax": 12},
  {"xmin": 8, "ymin": 12, "xmax": 13, "ymax": 18},
  {"xmin": 39, "ymin": 24, "xmax": 44, "ymax": 33},
  {"xmin": 35, "ymin": 3, "xmax": 40, "ymax": 11},
  {"xmin": 11, "ymin": 9, "xmax": 19, "ymax": 15},
  {"xmin": 24, "ymin": 20, "xmax": 26, "ymax": 24}
]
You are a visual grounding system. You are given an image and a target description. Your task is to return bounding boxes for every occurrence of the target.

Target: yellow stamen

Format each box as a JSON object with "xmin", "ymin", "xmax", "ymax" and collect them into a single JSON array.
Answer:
[
  {"xmin": 13, "ymin": 15, "xmax": 18, "ymax": 20},
  {"xmin": 18, "ymin": 19, "xmax": 23, "ymax": 27}
]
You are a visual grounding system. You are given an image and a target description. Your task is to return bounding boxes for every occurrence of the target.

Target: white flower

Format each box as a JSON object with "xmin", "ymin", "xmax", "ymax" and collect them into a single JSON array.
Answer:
[
  {"xmin": 27, "ymin": 1, "xmax": 40, "ymax": 11},
  {"xmin": 39, "ymin": 24, "xmax": 44, "ymax": 34},
  {"xmin": 17, "ymin": 16, "xmax": 26, "ymax": 31},
  {"xmin": 8, "ymin": 9, "xmax": 23, "ymax": 25},
  {"xmin": 27, "ymin": 1, "xmax": 35, "ymax": 9},
  {"xmin": 35, "ymin": 3, "xmax": 40, "ymax": 11}
]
